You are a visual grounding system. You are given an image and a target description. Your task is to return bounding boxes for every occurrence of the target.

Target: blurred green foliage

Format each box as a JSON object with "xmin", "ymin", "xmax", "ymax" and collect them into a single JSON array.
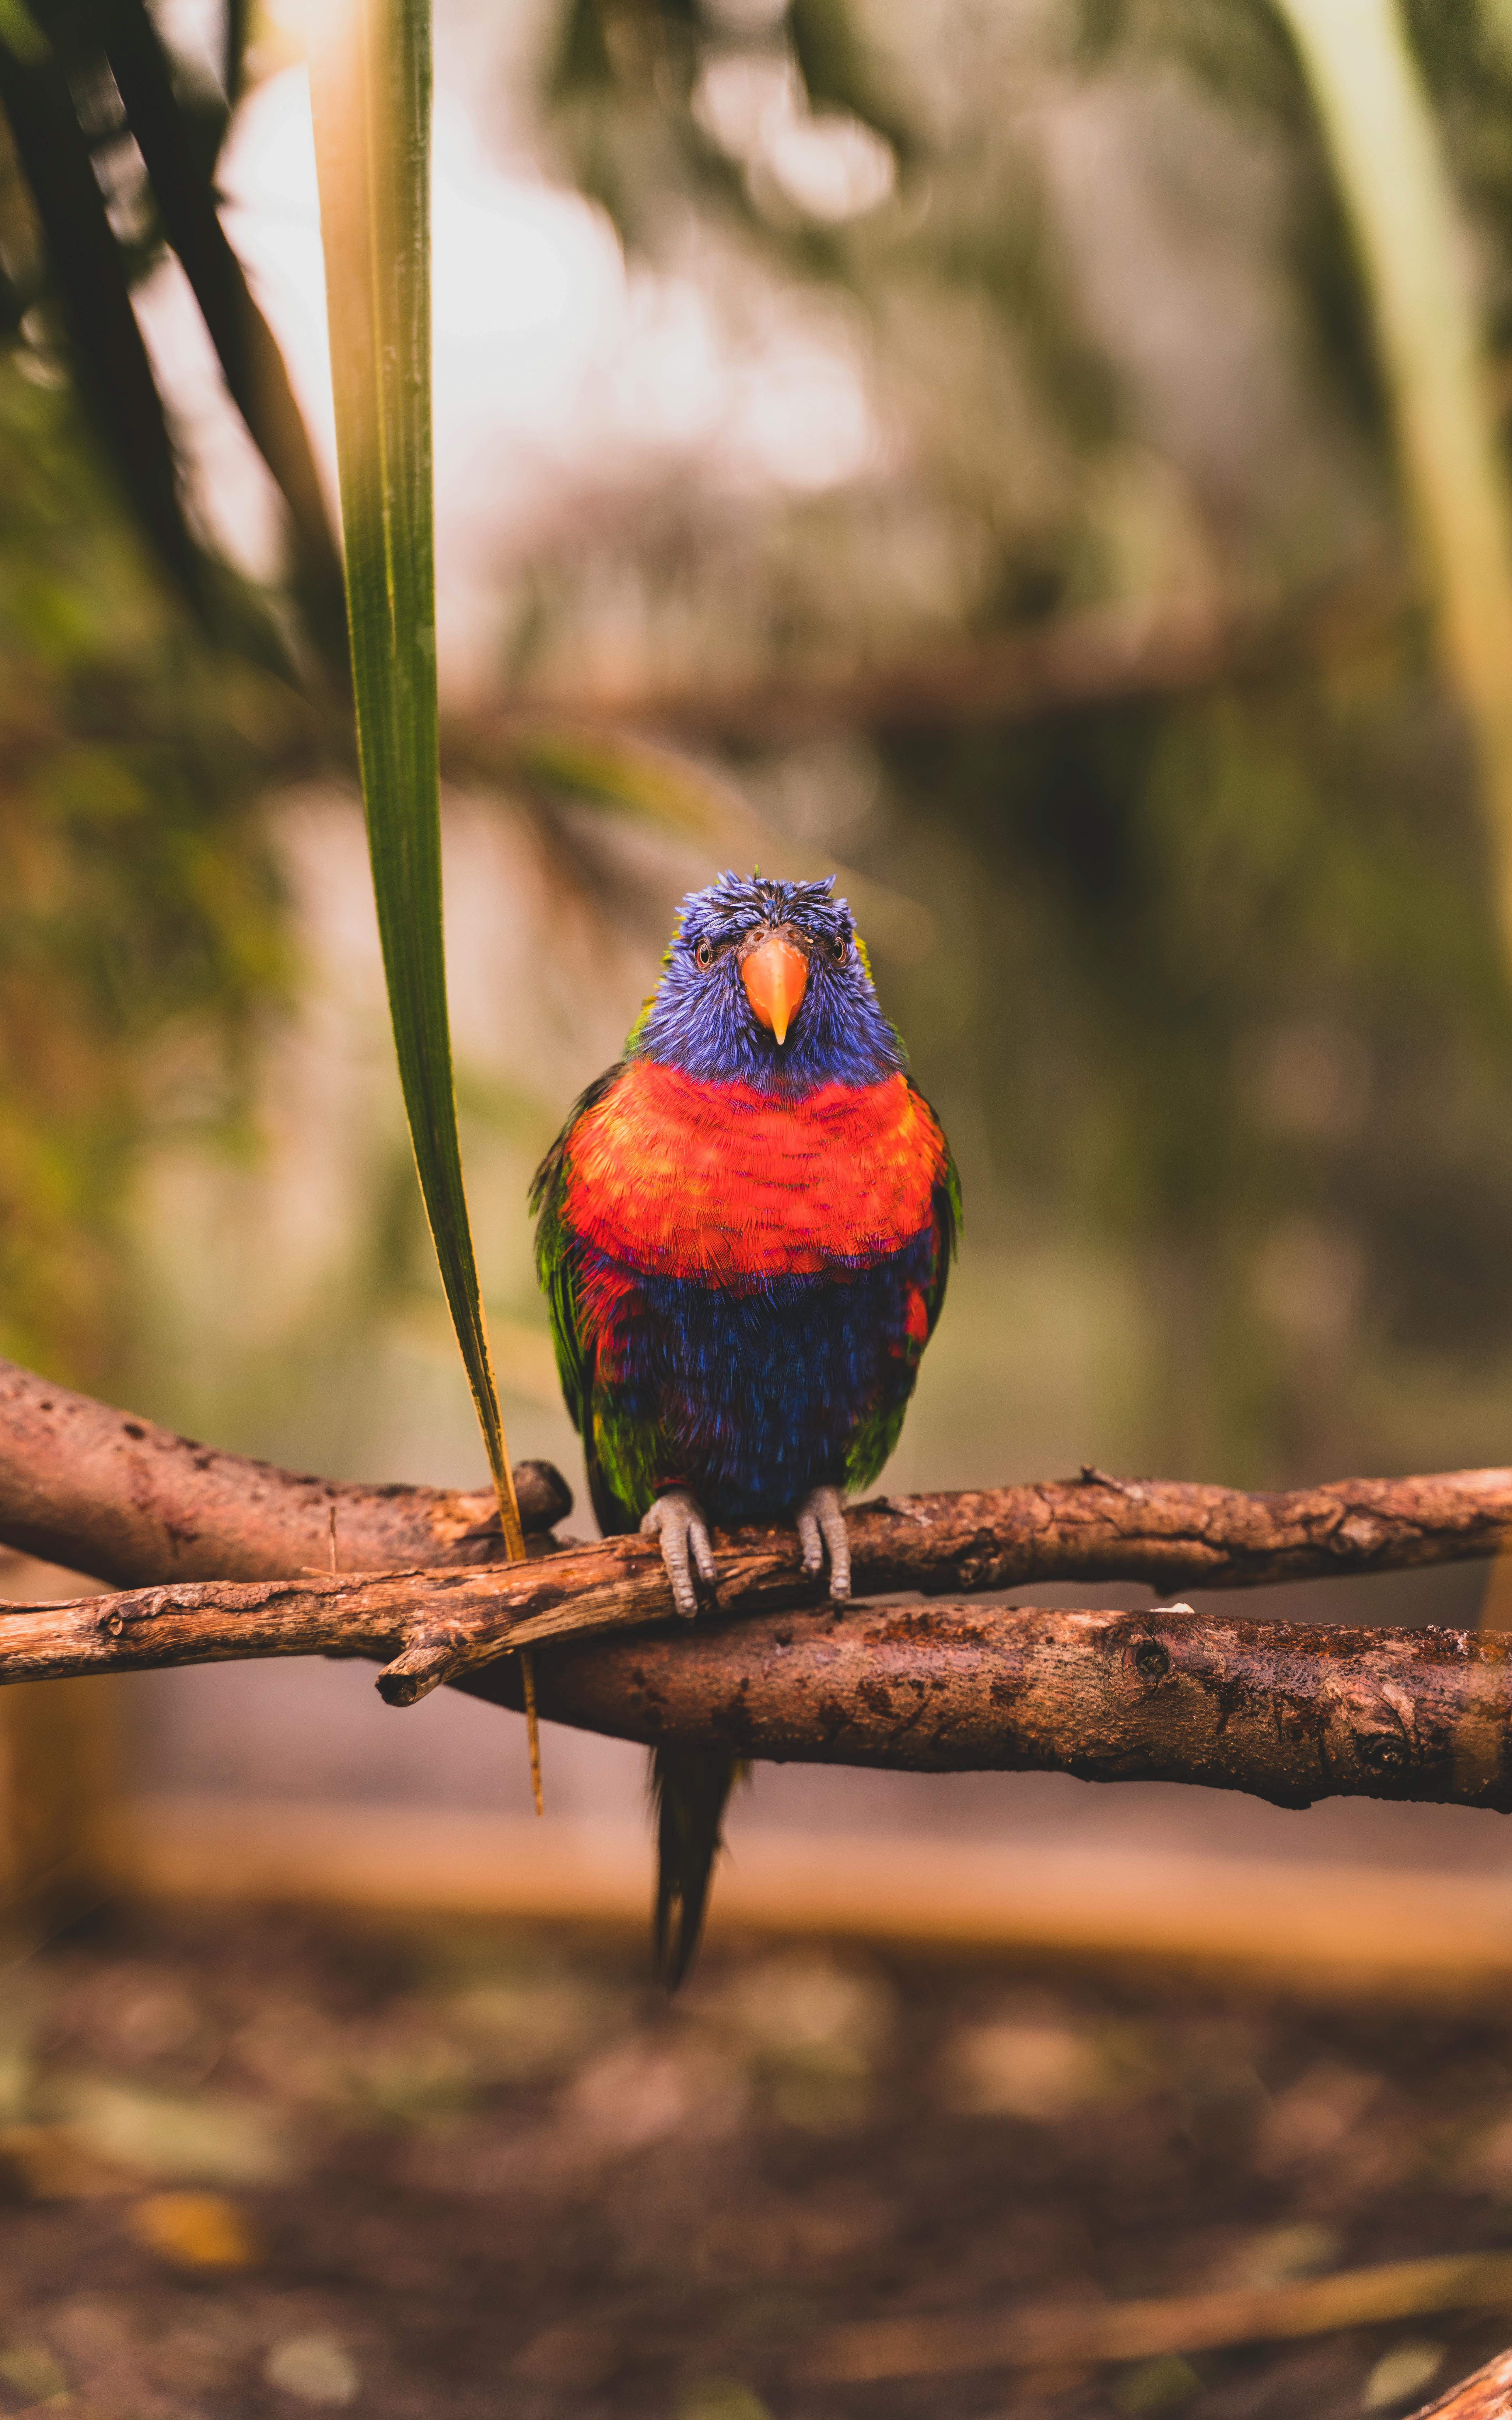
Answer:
[
  {"xmin": 0, "ymin": 354, "xmax": 293, "ymax": 1383},
  {"xmin": 873, "ymin": 657, "xmax": 1512, "ymax": 1480},
  {"xmin": 0, "ymin": 0, "xmax": 344, "ymax": 669},
  {"xmin": 526, "ymin": 0, "xmax": 1512, "ymax": 1486},
  {"xmin": 7, "ymin": 0, "xmax": 1512, "ymax": 1507}
]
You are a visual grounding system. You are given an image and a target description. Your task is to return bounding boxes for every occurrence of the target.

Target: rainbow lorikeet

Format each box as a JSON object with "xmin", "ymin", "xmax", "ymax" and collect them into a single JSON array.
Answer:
[{"xmin": 530, "ymin": 872, "xmax": 958, "ymax": 1983}]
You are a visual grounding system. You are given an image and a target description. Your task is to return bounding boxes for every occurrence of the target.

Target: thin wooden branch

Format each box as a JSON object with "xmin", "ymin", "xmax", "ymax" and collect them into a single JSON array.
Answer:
[
  {"xmin": 798, "ymin": 2252, "xmax": 1512, "ymax": 2384},
  {"xmin": 0, "ymin": 1356, "xmax": 570, "ymax": 1586}
]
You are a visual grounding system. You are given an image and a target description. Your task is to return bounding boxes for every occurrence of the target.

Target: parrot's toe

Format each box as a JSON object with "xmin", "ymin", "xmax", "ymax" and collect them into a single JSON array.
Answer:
[
  {"xmin": 796, "ymin": 1485, "xmax": 850, "ymax": 1603},
  {"xmin": 642, "ymin": 1488, "xmax": 716, "ymax": 1617}
]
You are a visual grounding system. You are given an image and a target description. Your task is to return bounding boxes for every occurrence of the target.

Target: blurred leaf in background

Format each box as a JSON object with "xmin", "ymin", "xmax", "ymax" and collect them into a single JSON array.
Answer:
[
  {"xmin": 7, "ymin": 0, "xmax": 1512, "ymax": 1512},
  {"xmin": 0, "ymin": 350, "xmax": 296, "ymax": 1385},
  {"xmin": 505, "ymin": 0, "xmax": 1512, "ymax": 1490},
  {"xmin": 0, "ymin": 0, "xmax": 346, "ymax": 677},
  {"xmin": 0, "ymin": 0, "xmax": 340, "ymax": 1390}
]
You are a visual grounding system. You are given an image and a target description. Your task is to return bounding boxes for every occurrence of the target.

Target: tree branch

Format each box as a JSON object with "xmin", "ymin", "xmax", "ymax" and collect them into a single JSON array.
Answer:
[
  {"xmin": 7, "ymin": 1353, "xmax": 1512, "ymax": 1813},
  {"xmin": 473, "ymin": 1599, "xmax": 1512, "ymax": 1812},
  {"xmin": 0, "ymin": 1356, "xmax": 570, "ymax": 1586},
  {"xmin": 2, "ymin": 1581, "xmax": 1510, "ymax": 1813},
  {"xmin": 1412, "ymin": 2348, "xmax": 1512, "ymax": 2420},
  {"xmin": 6, "ymin": 1353, "xmax": 1512, "ymax": 1610}
]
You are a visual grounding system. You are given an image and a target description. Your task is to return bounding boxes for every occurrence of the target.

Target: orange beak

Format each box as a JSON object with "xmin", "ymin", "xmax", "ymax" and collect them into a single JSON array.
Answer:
[{"xmin": 741, "ymin": 934, "xmax": 807, "ymax": 1046}]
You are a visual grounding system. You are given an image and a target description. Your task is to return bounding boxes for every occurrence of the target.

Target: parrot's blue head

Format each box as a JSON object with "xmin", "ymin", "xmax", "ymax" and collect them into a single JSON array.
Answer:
[{"xmin": 630, "ymin": 871, "xmax": 905, "ymax": 1094}]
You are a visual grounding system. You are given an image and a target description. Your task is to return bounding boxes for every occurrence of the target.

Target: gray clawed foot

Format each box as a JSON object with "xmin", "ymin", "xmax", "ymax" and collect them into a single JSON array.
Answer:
[
  {"xmin": 642, "ymin": 1488, "xmax": 716, "ymax": 1618},
  {"xmin": 797, "ymin": 1484, "xmax": 850, "ymax": 1604}
]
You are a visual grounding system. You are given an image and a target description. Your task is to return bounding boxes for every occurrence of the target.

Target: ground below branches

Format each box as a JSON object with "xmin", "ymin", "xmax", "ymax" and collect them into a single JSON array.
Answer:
[{"xmin": 1, "ymin": 1905, "xmax": 1512, "ymax": 2417}]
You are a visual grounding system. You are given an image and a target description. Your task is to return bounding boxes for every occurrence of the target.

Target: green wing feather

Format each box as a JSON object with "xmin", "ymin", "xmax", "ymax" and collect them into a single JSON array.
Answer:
[
  {"xmin": 528, "ymin": 1073, "xmax": 607, "ymax": 1435},
  {"xmin": 530, "ymin": 1064, "xmax": 668, "ymax": 1534}
]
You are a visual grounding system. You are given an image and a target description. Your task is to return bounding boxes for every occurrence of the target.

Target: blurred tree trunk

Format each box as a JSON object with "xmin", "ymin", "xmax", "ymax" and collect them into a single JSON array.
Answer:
[
  {"xmin": 0, "ymin": 1555, "xmax": 114, "ymax": 1922},
  {"xmin": 1276, "ymin": 0, "xmax": 1512, "ymax": 956}
]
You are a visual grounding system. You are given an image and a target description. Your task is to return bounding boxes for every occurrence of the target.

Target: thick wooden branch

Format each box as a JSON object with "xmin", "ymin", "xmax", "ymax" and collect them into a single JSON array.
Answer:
[
  {"xmin": 465, "ymin": 1601, "xmax": 1512, "ymax": 1810},
  {"xmin": 0, "ymin": 1356, "xmax": 570, "ymax": 1585},
  {"xmin": 6, "ymin": 1354, "xmax": 1512, "ymax": 1612},
  {"xmin": 7, "ymin": 1354, "xmax": 1512, "ymax": 1811},
  {"xmin": 3, "ymin": 1572, "xmax": 1512, "ymax": 1813}
]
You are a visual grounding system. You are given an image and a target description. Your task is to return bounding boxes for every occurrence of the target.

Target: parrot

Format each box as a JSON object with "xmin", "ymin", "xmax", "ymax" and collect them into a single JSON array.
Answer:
[{"xmin": 530, "ymin": 871, "xmax": 958, "ymax": 1985}]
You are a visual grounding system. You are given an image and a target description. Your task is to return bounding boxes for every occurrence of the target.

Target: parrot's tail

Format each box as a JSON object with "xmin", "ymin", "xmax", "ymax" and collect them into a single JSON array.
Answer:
[{"xmin": 650, "ymin": 1746, "xmax": 742, "ymax": 1990}]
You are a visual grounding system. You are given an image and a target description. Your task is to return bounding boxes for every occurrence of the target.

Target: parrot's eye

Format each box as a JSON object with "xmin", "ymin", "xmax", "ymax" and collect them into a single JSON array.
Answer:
[
  {"xmin": 695, "ymin": 938, "xmax": 715, "ymax": 970},
  {"xmin": 829, "ymin": 934, "xmax": 848, "ymax": 964}
]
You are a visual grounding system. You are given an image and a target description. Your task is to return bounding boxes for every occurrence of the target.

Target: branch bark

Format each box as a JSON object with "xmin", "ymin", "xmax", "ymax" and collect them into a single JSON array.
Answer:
[
  {"xmin": 7, "ymin": 1355, "xmax": 1512, "ymax": 1813},
  {"xmin": 1412, "ymin": 2349, "xmax": 1512, "ymax": 2420},
  {"xmin": 3, "ymin": 1582, "xmax": 1512, "ymax": 1815},
  {"xmin": 6, "ymin": 1354, "xmax": 1512, "ymax": 1609},
  {"xmin": 468, "ymin": 1599, "xmax": 1512, "ymax": 1812},
  {"xmin": 0, "ymin": 1356, "xmax": 570, "ymax": 1586}
]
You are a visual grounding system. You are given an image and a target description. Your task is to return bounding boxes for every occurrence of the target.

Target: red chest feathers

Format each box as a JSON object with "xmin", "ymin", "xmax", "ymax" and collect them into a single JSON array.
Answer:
[{"xmin": 563, "ymin": 1059, "xmax": 946, "ymax": 1282}]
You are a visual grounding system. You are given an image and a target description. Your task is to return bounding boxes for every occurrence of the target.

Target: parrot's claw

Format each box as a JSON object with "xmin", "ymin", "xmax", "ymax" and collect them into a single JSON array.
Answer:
[
  {"xmin": 642, "ymin": 1488, "xmax": 716, "ymax": 1618},
  {"xmin": 796, "ymin": 1485, "xmax": 850, "ymax": 1603}
]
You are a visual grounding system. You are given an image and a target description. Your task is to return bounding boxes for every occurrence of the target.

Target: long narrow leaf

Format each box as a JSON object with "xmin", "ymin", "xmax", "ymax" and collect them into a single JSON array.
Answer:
[
  {"xmin": 100, "ymin": 0, "xmax": 350, "ymax": 682},
  {"xmin": 222, "ymin": 0, "xmax": 248, "ymax": 107},
  {"xmin": 0, "ymin": 20, "xmax": 205, "ymax": 610},
  {"xmin": 308, "ymin": 0, "xmax": 525, "ymax": 1561},
  {"xmin": 1276, "ymin": 0, "xmax": 1512, "ymax": 964}
]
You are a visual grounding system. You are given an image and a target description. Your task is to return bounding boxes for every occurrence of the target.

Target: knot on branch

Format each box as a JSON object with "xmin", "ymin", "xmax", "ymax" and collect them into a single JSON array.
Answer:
[{"xmin": 1130, "ymin": 1637, "xmax": 1172, "ymax": 1682}]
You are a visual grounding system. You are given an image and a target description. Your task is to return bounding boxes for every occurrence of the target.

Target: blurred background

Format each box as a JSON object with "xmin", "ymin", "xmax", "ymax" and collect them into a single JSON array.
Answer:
[
  {"xmin": 12, "ymin": 5, "xmax": 1512, "ymax": 2413},
  {"xmin": 7, "ymin": 0, "xmax": 1512, "ymax": 1934}
]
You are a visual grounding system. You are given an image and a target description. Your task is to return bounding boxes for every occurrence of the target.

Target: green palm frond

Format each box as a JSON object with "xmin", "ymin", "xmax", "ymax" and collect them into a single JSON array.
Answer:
[
  {"xmin": 0, "ymin": 0, "xmax": 344, "ymax": 674},
  {"xmin": 96, "ymin": 0, "xmax": 348, "ymax": 673},
  {"xmin": 0, "ymin": 17, "xmax": 204, "ymax": 611},
  {"xmin": 308, "ymin": 0, "xmax": 525, "ymax": 1563}
]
